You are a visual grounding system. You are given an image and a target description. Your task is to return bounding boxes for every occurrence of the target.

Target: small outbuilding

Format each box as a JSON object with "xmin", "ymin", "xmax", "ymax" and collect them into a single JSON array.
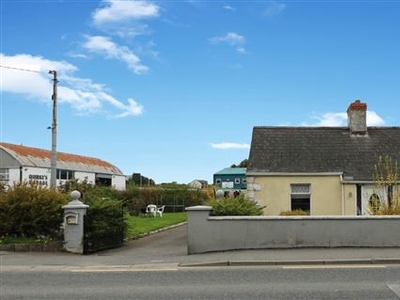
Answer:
[
  {"xmin": 0, "ymin": 143, "xmax": 126, "ymax": 190},
  {"xmin": 213, "ymin": 167, "xmax": 247, "ymax": 192}
]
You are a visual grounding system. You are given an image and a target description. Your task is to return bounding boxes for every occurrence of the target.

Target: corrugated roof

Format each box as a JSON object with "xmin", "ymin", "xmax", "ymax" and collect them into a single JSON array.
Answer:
[
  {"xmin": 0, "ymin": 142, "xmax": 123, "ymax": 175},
  {"xmin": 214, "ymin": 167, "xmax": 246, "ymax": 175},
  {"xmin": 247, "ymin": 126, "xmax": 400, "ymax": 181}
]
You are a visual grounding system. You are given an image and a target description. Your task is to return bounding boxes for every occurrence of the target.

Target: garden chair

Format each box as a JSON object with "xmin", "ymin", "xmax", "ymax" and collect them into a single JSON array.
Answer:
[
  {"xmin": 156, "ymin": 205, "xmax": 165, "ymax": 217},
  {"xmin": 145, "ymin": 204, "xmax": 157, "ymax": 217}
]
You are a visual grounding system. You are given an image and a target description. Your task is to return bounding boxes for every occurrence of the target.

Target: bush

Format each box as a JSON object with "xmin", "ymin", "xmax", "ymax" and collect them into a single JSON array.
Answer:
[
  {"xmin": 280, "ymin": 209, "xmax": 308, "ymax": 216},
  {"xmin": 205, "ymin": 194, "xmax": 265, "ymax": 216},
  {"xmin": 0, "ymin": 184, "xmax": 69, "ymax": 238},
  {"xmin": 122, "ymin": 186, "xmax": 207, "ymax": 215},
  {"xmin": 368, "ymin": 193, "xmax": 400, "ymax": 215}
]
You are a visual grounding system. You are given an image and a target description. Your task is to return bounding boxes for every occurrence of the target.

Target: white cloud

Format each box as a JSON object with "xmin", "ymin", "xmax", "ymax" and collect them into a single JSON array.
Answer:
[
  {"xmin": 209, "ymin": 32, "xmax": 246, "ymax": 53},
  {"xmin": 211, "ymin": 142, "xmax": 250, "ymax": 150},
  {"xmin": 210, "ymin": 32, "xmax": 245, "ymax": 46},
  {"xmin": 0, "ymin": 54, "xmax": 77, "ymax": 101},
  {"xmin": 306, "ymin": 111, "xmax": 385, "ymax": 126},
  {"xmin": 83, "ymin": 35, "xmax": 149, "ymax": 74},
  {"xmin": 367, "ymin": 111, "xmax": 385, "ymax": 126},
  {"xmin": 91, "ymin": 0, "xmax": 160, "ymax": 38},
  {"xmin": 0, "ymin": 53, "xmax": 144, "ymax": 118},
  {"xmin": 92, "ymin": 0, "xmax": 160, "ymax": 25},
  {"xmin": 264, "ymin": 1, "xmax": 286, "ymax": 17},
  {"xmin": 236, "ymin": 47, "xmax": 246, "ymax": 53},
  {"xmin": 223, "ymin": 5, "xmax": 235, "ymax": 11},
  {"xmin": 310, "ymin": 112, "xmax": 348, "ymax": 126}
]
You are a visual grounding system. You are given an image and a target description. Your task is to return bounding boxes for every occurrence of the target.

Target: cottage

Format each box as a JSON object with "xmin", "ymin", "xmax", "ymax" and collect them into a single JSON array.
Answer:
[
  {"xmin": 246, "ymin": 100, "xmax": 400, "ymax": 215},
  {"xmin": 0, "ymin": 143, "xmax": 126, "ymax": 190}
]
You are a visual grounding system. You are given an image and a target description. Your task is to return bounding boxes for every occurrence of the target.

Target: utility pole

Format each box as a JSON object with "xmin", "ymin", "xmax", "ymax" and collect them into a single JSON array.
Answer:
[{"xmin": 49, "ymin": 70, "xmax": 58, "ymax": 188}]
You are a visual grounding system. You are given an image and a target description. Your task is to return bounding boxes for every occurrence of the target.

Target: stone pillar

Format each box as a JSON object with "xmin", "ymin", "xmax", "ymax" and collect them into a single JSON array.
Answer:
[{"xmin": 62, "ymin": 190, "xmax": 89, "ymax": 254}]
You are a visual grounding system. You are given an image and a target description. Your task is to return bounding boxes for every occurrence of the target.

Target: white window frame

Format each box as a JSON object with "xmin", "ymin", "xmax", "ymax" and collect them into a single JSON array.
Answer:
[
  {"xmin": 57, "ymin": 169, "xmax": 75, "ymax": 180},
  {"xmin": 0, "ymin": 168, "xmax": 9, "ymax": 181},
  {"xmin": 290, "ymin": 183, "xmax": 311, "ymax": 213}
]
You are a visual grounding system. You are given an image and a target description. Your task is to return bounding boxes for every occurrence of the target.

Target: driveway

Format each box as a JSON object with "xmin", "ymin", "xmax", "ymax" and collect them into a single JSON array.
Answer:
[{"xmin": 101, "ymin": 223, "xmax": 189, "ymax": 264}]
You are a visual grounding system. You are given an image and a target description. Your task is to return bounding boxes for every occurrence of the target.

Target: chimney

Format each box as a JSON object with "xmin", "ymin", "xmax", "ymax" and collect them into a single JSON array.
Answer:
[{"xmin": 347, "ymin": 100, "xmax": 367, "ymax": 135}]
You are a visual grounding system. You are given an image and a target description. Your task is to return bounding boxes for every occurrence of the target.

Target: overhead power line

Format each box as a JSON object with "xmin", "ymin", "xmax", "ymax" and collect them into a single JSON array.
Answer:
[{"xmin": 0, "ymin": 64, "xmax": 41, "ymax": 73}]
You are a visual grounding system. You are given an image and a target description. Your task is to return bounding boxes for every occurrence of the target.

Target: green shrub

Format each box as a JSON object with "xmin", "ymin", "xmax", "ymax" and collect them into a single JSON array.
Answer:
[
  {"xmin": 122, "ymin": 186, "xmax": 207, "ymax": 215},
  {"xmin": 84, "ymin": 200, "xmax": 126, "ymax": 235},
  {"xmin": 0, "ymin": 184, "xmax": 69, "ymax": 238},
  {"xmin": 205, "ymin": 194, "xmax": 265, "ymax": 216},
  {"xmin": 280, "ymin": 209, "xmax": 308, "ymax": 216},
  {"xmin": 78, "ymin": 186, "xmax": 127, "ymax": 237}
]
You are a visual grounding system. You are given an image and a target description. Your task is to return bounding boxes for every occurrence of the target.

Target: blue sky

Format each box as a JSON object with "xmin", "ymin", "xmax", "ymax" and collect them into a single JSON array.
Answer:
[{"xmin": 1, "ymin": 0, "xmax": 399, "ymax": 184}]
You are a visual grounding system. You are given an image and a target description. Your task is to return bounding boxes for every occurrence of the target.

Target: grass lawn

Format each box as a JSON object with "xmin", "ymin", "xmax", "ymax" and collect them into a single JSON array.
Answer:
[{"xmin": 125, "ymin": 212, "xmax": 187, "ymax": 239}]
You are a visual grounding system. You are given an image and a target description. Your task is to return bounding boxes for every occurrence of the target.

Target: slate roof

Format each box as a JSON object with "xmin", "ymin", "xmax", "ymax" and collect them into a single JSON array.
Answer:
[
  {"xmin": 0, "ymin": 142, "xmax": 123, "ymax": 175},
  {"xmin": 247, "ymin": 126, "xmax": 400, "ymax": 181}
]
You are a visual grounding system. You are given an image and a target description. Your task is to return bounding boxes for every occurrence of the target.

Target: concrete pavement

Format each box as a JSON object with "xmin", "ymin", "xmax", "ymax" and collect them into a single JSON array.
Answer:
[{"xmin": 2, "ymin": 223, "xmax": 400, "ymax": 271}]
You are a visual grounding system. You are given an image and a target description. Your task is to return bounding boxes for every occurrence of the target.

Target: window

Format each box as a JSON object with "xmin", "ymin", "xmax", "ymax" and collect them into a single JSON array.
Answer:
[
  {"xmin": 291, "ymin": 184, "xmax": 311, "ymax": 213},
  {"xmin": 95, "ymin": 173, "xmax": 112, "ymax": 186},
  {"xmin": 215, "ymin": 178, "xmax": 221, "ymax": 184},
  {"xmin": 57, "ymin": 169, "xmax": 74, "ymax": 180},
  {"xmin": 0, "ymin": 168, "xmax": 9, "ymax": 181},
  {"xmin": 242, "ymin": 178, "xmax": 247, "ymax": 184},
  {"xmin": 235, "ymin": 178, "xmax": 241, "ymax": 184}
]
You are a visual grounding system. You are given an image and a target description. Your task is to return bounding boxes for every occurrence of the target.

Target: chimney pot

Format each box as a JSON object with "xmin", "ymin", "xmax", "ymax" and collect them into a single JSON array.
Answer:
[{"xmin": 347, "ymin": 100, "xmax": 367, "ymax": 135}]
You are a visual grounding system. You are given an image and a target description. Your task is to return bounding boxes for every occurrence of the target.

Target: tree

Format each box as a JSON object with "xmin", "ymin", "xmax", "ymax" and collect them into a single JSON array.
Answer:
[
  {"xmin": 231, "ymin": 159, "xmax": 248, "ymax": 168},
  {"xmin": 370, "ymin": 155, "xmax": 399, "ymax": 214},
  {"xmin": 130, "ymin": 173, "xmax": 155, "ymax": 187}
]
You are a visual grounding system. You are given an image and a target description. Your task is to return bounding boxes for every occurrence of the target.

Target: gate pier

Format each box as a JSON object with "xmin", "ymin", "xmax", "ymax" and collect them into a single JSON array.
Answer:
[{"xmin": 62, "ymin": 190, "xmax": 89, "ymax": 254}]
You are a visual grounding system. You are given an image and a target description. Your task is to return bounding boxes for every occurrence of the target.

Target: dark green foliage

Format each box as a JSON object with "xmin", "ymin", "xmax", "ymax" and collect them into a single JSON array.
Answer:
[
  {"xmin": 206, "ymin": 194, "xmax": 265, "ymax": 216},
  {"xmin": 129, "ymin": 173, "xmax": 155, "ymax": 186},
  {"xmin": 119, "ymin": 182, "xmax": 142, "ymax": 215},
  {"xmin": 58, "ymin": 179, "xmax": 94, "ymax": 194},
  {"xmin": 59, "ymin": 180, "xmax": 123, "ymax": 203},
  {"xmin": 0, "ymin": 184, "xmax": 69, "ymax": 238},
  {"xmin": 122, "ymin": 186, "xmax": 206, "ymax": 215},
  {"xmin": 83, "ymin": 200, "xmax": 125, "ymax": 253},
  {"xmin": 64, "ymin": 184, "xmax": 127, "ymax": 253},
  {"xmin": 77, "ymin": 185, "xmax": 127, "ymax": 240},
  {"xmin": 231, "ymin": 159, "xmax": 248, "ymax": 168}
]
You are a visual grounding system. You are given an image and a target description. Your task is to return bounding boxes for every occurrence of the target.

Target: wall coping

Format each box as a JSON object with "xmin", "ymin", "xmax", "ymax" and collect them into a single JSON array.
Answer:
[
  {"xmin": 207, "ymin": 215, "xmax": 400, "ymax": 220},
  {"xmin": 185, "ymin": 205, "xmax": 212, "ymax": 211}
]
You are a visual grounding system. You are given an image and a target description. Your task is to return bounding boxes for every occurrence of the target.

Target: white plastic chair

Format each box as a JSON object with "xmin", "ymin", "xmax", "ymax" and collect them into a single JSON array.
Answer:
[
  {"xmin": 146, "ymin": 204, "xmax": 157, "ymax": 217},
  {"xmin": 156, "ymin": 205, "xmax": 165, "ymax": 217}
]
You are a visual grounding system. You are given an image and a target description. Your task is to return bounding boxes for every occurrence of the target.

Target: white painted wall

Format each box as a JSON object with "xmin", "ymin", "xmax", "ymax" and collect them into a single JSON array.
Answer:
[
  {"xmin": 21, "ymin": 167, "xmax": 51, "ymax": 187},
  {"xmin": 75, "ymin": 171, "xmax": 96, "ymax": 185},
  {"xmin": 4, "ymin": 167, "xmax": 126, "ymax": 190},
  {"xmin": 112, "ymin": 175, "xmax": 126, "ymax": 191},
  {"xmin": 8, "ymin": 168, "xmax": 21, "ymax": 186}
]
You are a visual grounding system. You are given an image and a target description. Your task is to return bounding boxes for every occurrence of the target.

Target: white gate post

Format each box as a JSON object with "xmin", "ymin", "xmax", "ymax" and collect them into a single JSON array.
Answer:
[{"xmin": 62, "ymin": 190, "xmax": 89, "ymax": 254}]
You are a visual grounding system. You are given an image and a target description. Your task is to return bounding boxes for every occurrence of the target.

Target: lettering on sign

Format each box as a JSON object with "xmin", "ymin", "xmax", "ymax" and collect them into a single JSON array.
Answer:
[{"xmin": 28, "ymin": 174, "xmax": 48, "ymax": 186}]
